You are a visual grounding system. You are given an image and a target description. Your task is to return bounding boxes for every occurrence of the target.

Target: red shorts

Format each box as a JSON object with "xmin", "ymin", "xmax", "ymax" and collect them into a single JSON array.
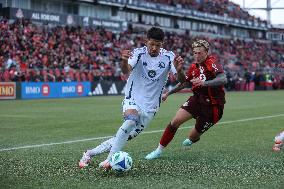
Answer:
[{"xmin": 181, "ymin": 95, "xmax": 224, "ymax": 133}]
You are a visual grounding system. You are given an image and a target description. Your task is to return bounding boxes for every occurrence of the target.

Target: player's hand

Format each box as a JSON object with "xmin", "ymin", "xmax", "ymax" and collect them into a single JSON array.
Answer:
[
  {"xmin": 121, "ymin": 50, "xmax": 131, "ymax": 61},
  {"xmin": 161, "ymin": 93, "xmax": 168, "ymax": 102},
  {"xmin": 173, "ymin": 56, "xmax": 184, "ymax": 72},
  {"xmin": 190, "ymin": 78, "xmax": 205, "ymax": 87}
]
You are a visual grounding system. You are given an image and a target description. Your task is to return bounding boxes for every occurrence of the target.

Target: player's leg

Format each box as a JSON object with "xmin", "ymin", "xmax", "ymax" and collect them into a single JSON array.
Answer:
[
  {"xmin": 79, "ymin": 137, "xmax": 115, "ymax": 168},
  {"xmin": 88, "ymin": 137, "xmax": 114, "ymax": 156},
  {"xmin": 88, "ymin": 123, "xmax": 147, "ymax": 155},
  {"xmin": 127, "ymin": 110, "xmax": 155, "ymax": 141},
  {"xmin": 183, "ymin": 105, "xmax": 224, "ymax": 147},
  {"xmin": 99, "ymin": 109, "xmax": 139, "ymax": 169},
  {"xmin": 272, "ymin": 130, "xmax": 284, "ymax": 152},
  {"xmin": 182, "ymin": 121, "xmax": 205, "ymax": 147},
  {"xmin": 80, "ymin": 119, "xmax": 149, "ymax": 168},
  {"xmin": 127, "ymin": 124, "xmax": 146, "ymax": 141},
  {"xmin": 145, "ymin": 108, "xmax": 192, "ymax": 160}
]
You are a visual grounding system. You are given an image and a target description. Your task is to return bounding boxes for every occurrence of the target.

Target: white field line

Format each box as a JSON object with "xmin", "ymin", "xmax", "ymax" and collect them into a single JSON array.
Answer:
[
  {"xmin": 0, "ymin": 114, "xmax": 283, "ymax": 152},
  {"xmin": 0, "ymin": 114, "xmax": 36, "ymax": 118}
]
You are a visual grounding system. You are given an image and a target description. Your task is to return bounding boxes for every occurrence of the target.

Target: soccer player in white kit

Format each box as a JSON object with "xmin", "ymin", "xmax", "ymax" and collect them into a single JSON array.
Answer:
[{"xmin": 79, "ymin": 27, "xmax": 186, "ymax": 169}]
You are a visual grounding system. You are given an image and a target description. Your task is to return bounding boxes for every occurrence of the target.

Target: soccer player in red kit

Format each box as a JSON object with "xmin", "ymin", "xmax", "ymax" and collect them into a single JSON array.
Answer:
[{"xmin": 145, "ymin": 39, "xmax": 227, "ymax": 159}]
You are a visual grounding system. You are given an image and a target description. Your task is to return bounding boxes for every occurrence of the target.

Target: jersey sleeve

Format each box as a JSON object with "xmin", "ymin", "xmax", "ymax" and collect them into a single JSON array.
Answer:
[
  {"xmin": 208, "ymin": 56, "xmax": 224, "ymax": 75},
  {"xmin": 128, "ymin": 47, "xmax": 145, "ymax": 68},
  {"xmin": 212, "ymin": 62, "xmax": 224, "ymax": 75},
  {"xmin": 167, "ymin": 51, "xmax": 177, "ymax": 74}
]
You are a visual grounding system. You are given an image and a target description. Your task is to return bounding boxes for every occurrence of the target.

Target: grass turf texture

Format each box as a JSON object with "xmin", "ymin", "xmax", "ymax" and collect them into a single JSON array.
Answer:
[{"xmin": 0, "ymin": 91, "xmax": 284, "ymax": 189}]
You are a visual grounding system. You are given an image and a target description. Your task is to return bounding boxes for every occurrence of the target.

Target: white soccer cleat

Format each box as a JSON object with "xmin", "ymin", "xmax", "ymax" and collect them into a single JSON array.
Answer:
[
  {"xmin": 272, "ymin": 131, "xmax": 284, "ymax": 152},
  {"xmin": 99, "ymin": 159, "xmax": 111, "ymax": 170},
  {"xmin": 272, "ymin": 140, "xmax": 283, "ymax": 152},
  {"xmin": 79, "ymin": 151, "xmax": 91, "ymax": 168},
  {"xmin": 145, "ymin": 149, "xmax": 162, "ymax": 160}
]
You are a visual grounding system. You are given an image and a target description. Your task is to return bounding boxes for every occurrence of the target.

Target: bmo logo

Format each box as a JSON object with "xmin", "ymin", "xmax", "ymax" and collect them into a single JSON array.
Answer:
[
  {"xmin": 42, "ymin": 84, "xmax": 50, "ymax": 96},
  {"xmin": 76, "ymin": 84, "xmax": 83, "ymax": 95}
]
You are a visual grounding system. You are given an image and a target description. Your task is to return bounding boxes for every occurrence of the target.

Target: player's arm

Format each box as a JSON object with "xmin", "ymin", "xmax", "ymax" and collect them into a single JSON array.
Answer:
[
  {"xmin": 191, "ymin": 73, "xmax": 227, "ymax": 87},
  {"xmin": 167, "ymin": 82, "xmax": 190, "ymax": 95},
  {"xmin": 204, "ymin": 73, "xmax": 227, "ymax": 87},
  {"xmin": 162, "ymin": 82, "xmax": 190, "ymax": 101},
  {"xmin": 120, "ymin": 50, "xmax": 132, "ymax": 75}
]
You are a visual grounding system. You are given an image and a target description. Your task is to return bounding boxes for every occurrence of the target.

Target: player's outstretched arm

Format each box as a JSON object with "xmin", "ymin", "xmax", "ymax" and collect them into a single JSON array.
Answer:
[
  {"xmin": 204, "ymin": 73, "xmax": 227, "ymax": 87},
  {"xmin": 162, "ymin": 82, "xmax": 190, "ymax": 101},
  {"xmin": 190, "ymin": 73, "xmax": 227, "ymax": 87},
  {"xmin": 120, "ymin": 50, "xmax": 132, "ymax": 75}
]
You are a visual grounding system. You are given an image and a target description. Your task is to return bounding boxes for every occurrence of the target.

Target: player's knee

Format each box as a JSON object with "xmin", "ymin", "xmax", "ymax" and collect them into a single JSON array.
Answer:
[
  {"xmin": 124, "ymin": 114, "xmax": 139, "ymax": 125},
  {"xmin": 121, "ymin": 114, "xmax": 139, "ymax": 133},
  {"xmin": 120, "ymin": 119, "xmax": 137, "ymax": 135}
]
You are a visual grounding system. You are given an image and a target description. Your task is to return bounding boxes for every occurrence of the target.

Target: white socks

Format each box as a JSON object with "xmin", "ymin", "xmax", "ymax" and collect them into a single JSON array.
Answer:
[
  {"xmin": 156, "ymin": 144, "xmax": 165, "ymax": 153},
  {"xmin": 275, "ymin": 131, "xmax": 284, "ymax": 142},
  {"xmin": 107, "ymin": 119, "xmax": 136, "ymax": 160},
  {"xmin": 87, "ymin": 137, "xmax": 115, "ymax": 157}
]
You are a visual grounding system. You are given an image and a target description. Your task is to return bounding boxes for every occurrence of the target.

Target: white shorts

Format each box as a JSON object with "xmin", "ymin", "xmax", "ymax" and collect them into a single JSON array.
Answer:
[{"xmin": 122, "ymin": 98, "xmax": 155, "ymax": 129}]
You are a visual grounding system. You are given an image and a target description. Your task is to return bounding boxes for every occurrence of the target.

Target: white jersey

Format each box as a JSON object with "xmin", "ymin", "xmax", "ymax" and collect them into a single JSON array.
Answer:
[{"xmin": 125, "ymin": 46, "xmax": 177, "ymax": 113}]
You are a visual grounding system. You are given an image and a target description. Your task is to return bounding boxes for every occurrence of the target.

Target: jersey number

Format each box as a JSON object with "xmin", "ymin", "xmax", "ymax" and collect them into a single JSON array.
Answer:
[
  {"xmin": 199, "ymin": 74, "xmax": 206, "ymax": 81},
  {"xmin": 212, "ymin": 64, "xmax": 218, "ymax": 72}
]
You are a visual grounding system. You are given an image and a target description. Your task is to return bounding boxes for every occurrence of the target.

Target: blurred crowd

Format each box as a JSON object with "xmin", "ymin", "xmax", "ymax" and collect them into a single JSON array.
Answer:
[
  {"xmin": 0, "ymin": 19, "xmax": 283, "ymax": 90},
  {"xmin": 146, "ymin": 0, "xmax": 266, "ymax": 23}
]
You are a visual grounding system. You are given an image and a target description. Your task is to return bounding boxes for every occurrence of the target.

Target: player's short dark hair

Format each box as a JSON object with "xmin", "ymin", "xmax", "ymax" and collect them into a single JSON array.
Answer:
[{"xmin": 147, "ymin": 27, "xmax": 165, "ymax": 42}]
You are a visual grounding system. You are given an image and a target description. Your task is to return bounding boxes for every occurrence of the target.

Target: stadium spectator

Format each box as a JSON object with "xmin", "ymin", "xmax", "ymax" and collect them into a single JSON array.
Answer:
[{"xmin": 0, "ymin": 18, "xmax": 283, "ymax": 91}]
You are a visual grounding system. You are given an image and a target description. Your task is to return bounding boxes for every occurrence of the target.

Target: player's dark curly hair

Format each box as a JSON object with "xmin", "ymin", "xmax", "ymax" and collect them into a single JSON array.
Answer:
[{"xmin": 147, "ymin": 27, "xmax": 165, "ymax": 41}]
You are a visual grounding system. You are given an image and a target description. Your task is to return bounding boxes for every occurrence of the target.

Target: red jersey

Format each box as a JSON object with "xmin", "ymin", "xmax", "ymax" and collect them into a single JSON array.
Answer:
[{"xmin": 186, "ymin": 55, "xmax": 225, "ymax": 105}]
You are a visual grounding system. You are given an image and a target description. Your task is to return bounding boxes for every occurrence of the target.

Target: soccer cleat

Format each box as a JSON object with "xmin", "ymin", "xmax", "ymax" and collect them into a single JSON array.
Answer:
[
  {"xmin": 99, "ymin": 159, "xmax": 112, "ymax": 170},
  {"xmin": 145, "ymin": 149, "xmax": 162, "ymax": 160},
  {"xmin": 78, "ymin": 151, "xmax": 91, "ymax": 168},
  {"xmin": 272, "ymin": 140, "xmax": 283, "ymax": 152},
  {"xmin": 182, "ymin": 139, "xmax": 193, "ymax": 147},
  {"xmin": 272, "ymin": 131, "xmax": 284, "ymax": 152}
]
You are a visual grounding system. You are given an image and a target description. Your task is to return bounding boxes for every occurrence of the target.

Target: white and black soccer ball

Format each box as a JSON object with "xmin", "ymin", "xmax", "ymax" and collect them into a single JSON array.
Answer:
[{"xmin": 110, "ymin": 151, "xmax": 133, "ymax": 172}]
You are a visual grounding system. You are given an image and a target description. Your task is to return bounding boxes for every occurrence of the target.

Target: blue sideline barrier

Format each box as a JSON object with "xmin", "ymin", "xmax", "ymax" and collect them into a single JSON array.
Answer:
[{"xmin": 21, "ymin": 82, "xmax": 91, "ymax": 99}]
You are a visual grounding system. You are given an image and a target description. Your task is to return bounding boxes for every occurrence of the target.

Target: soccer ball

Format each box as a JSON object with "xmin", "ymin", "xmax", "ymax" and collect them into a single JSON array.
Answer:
[{"xmin": 109, "ymin": 151, "xmax": 133, "ymax": 172}]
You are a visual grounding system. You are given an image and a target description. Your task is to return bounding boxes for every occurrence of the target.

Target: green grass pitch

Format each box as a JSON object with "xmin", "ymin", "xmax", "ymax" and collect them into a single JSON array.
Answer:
[{"xmin": 0, "ymin": 91, "xmax": 284, "ymax": 189}]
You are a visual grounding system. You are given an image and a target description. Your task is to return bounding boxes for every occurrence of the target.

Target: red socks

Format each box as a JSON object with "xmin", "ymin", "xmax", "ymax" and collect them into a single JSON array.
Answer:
[{"xmin": 160, "ymin": 123, "xmax": 178, "ymax": 147}]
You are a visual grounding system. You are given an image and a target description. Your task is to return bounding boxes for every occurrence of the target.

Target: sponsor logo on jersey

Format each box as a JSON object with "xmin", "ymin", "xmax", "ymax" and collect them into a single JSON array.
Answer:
[
  {"xmin": 148, "ymin": 70, "xmax": 156, "ymax": 78},
  {"xmin": 158, "ymin": 61, "xmax": 165, "ymax": 69}
]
